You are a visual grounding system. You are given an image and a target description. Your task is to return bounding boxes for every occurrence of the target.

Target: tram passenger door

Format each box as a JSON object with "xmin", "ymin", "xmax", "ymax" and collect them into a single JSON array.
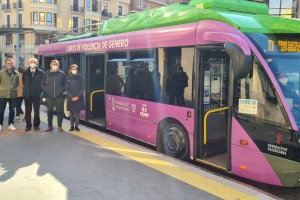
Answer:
[
  {"xmin": 198, "ymin": 48, "xmax": 230, "ymax": 170},
  {"xmin": 86, "ymin": 54, "xmax": 105, "ymax": 126}
]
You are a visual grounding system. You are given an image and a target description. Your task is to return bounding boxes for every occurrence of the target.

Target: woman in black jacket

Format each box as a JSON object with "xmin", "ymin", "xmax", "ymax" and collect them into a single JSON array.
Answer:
[{"xmin": 65, "ymin": 64, "xmax": 84, "ymax": 131}]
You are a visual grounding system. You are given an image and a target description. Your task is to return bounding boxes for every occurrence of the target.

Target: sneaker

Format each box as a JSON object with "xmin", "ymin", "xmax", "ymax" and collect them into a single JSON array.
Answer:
[
  {"xmin": 58, "ymin": 127, "xmax": 64, "ymax": 132},
  {"xmin": 69, "ymin": 126, "xmax": 74, "ymax": 132},
  {"xmin": 34, "ymin": 127, "xmax": 40, "ymax": 131},
  {"xmin": 8, "ymin": 124, "xmax": 16, "ymax": 131},
  {"xmin": 75, "ymin": 126, "xmax": 80, "ymax": 131}
]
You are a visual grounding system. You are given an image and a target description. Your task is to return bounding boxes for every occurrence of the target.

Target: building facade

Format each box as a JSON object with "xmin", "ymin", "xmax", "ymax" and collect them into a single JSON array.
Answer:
[
  {"xmin": 0, "ymin": 0, "xmax": 130, "ymax": 67},
  {"xmin": 130, "ymin": 0, "xmax": 179, "ymax": 12},
  {"xmin": 256, "ymin": 0, "xmax": 299, "ymax": 18}
]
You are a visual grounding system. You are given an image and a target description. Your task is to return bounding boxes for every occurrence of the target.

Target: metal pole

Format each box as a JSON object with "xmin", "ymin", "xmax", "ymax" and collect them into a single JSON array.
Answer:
[{"xmin": 15, "ymin": 0, "xmax": 20, "ymax": 69}]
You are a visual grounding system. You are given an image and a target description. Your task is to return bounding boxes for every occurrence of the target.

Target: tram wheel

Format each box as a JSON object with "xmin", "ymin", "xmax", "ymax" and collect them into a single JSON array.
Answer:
[
  {"xmin": 159, "ymin": 120, "xmax": 189, "ymax": 161},
  {"xmin": 63, "ymin": 97, "xmax": 70, "ymax": 119}
]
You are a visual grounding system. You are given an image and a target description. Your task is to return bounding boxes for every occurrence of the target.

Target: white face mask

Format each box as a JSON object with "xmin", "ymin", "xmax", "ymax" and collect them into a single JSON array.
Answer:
[
  {"xmin": 279, "ymin": 77, "xmax": 288, "ymax": 85},
  {"xmin": 71, "ymin": 69, "xmax": 78, "ymax": 75},
  {"xmin": 29, "ymin": 63, "xmax": 37, "ymax": 69}
]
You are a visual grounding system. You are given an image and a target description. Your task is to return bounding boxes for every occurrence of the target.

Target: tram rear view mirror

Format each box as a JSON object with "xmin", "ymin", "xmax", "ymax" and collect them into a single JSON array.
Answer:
[{"xmin": 224, "ymin": 42, "xmax": 252, "ymax": 80}]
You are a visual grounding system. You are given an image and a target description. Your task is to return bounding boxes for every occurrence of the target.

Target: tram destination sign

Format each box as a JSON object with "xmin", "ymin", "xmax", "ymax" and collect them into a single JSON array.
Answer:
[
  {"xmin": 66, "ymin": 38, "xmax": 129, "ymax": 53},
  {"xmin": 277, "ymin": 40, "xmax": 300, "ymax": 53}
]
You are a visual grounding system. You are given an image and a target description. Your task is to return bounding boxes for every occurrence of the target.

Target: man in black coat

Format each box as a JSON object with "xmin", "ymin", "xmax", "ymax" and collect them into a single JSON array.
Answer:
[
  {"xmin": 23, "ymin": 58, "xmax": 44, "ymax": 131},
  {"xmin": 41, "ymin": 59, "xmax": 66, "ymax": 132}
]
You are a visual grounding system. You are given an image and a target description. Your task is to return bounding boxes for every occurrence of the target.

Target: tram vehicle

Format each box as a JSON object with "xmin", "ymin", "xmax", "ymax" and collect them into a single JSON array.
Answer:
[{"xmin": 38, "ymin": 0, "xmax": 300, "ymax": 187}]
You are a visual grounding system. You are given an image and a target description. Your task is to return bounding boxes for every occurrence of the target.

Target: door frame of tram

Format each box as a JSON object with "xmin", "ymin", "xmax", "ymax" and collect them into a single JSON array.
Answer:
[
  {"xmin": 194, "ymin": 45, "xmax": 234, "ymax": 171},
  {"xmin": 84, "ymin": 53, "xmax": 107, "ymax": 127}
]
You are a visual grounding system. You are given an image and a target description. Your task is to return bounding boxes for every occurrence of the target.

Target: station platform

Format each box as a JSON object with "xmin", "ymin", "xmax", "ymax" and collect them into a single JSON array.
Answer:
[{"xmin": 0, "ymin": 110, "xmax": 276, "ymax": 200}]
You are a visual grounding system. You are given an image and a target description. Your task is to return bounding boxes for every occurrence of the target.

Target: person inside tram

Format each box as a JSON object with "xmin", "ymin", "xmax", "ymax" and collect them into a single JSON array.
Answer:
[
  {"xmin": 106, "ymin": 62, "xmax": 124, "ymax": 96},
  {"xmin": 139, "ymin": 62, "xmax": 155, "ymax": 101},
  {"xmin": 166, "ymin": 63, "xmax": 189, "ymax": 106},
  {"xmin": 277, "ymin": 72, "xmax": 300, "ymax": 110}
]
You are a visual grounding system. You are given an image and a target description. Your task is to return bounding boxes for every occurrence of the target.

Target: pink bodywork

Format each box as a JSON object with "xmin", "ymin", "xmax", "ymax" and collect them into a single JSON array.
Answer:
[{"xmin": 38, "ymin": 20, "xmax": 290, "ymax": 185}]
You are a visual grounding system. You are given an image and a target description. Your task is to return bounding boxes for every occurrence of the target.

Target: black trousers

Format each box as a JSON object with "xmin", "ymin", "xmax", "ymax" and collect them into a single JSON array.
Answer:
[
  {"xmin": 0, "ymin": 98, "xmax": 16, "ymax": 125},
  {"xmin": 46, "ymin": 97, "xmax": 64, "ymax": 127},
  {"xmin": 24, "ymin": 97, "xmax": 41, "ymax": 129},
  {"xmin": 169, "ymin": 92, "xmax": 184, "ymax": 106},
  {"xmin": 16, "ymin": 97, "xmax": 24, "ymax": 116},
  {"xmin": 70, "ymin": 110, "xmax": 80, "ymax": 127}
]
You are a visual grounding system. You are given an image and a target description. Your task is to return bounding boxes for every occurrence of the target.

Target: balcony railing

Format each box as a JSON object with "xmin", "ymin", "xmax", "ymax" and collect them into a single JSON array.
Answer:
[
  {"xmin": 13, "ymin": 2, "xmax": 23, "ymax": 9},
  {"xmin": 149, "ymin": 0, "xmax": 172, "ymax": 4},
  {"xmin": 13, "ymin": 24, "xmax": 24, "ymax": 28},
  {"xmin": 1, "ymin": 4, "xmax": 11, "ymax": 10},
  {"xmin": 70, "ymin": 5, "xmax": 84, "ymax": 13}
]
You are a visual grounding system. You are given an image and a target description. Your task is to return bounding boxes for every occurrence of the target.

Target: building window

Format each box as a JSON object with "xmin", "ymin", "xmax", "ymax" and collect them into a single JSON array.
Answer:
[
  {"xmin": 73, "ymin": 0, "xmax": 79, "ymax": 11},
  {"xmin": 102, "ymin": 1, "xmax": 108, "ymax": 10},
  {"xmin": 20, "ymin": 34, "xmax": 25, "ymax": 45},
  {"xmin": 72, "ymin": 16, "xmax": 79, "ymax": 30},
  {"xmin": 39, "ymin": 12, "xmax": 45, "ymax": 25},
  {"xmin": 46, "ymin": 12, "xmax": 52, "ymax": 26},
  {"xmin": 39, "ymin": 0, "xmax": 45, "ymax": 2},
  {"xmin": 7, "ymin": 14, "xmax": 10, "ymax": 28},
  {"xmin": 6, "ymin": 34, "xmax": 12, "ymax": 46},
  {"xmin": 85, "ymin": 19, "xmax": 91, "ymax": 25},
  {"xmin": 86, "ymin": 0, "xmax": 91, "ymax": 10},
  {"xmin": 102, "ymin": 1, "xmax": 109, "ymax": 16},
  {"xmin": 118, "ymin": 5, "xmax": 123, "ymax": 16},
  {"xmin": 54, "ymin": 0, "xmax": 57, "ymax": 4},
  {"xmin": 19, "ymin": 14, "xmax": 22, "ymax": 28},
  {"xmin": 32, "ymin": 0, "xmax": 38, "ymax": 3},
  {"xmin": 32, "ymin": 12, "xmax": 38, "ymax": 25},
  {"xmin": 35, "ymin": 34, "xmax": 48, "ymax": 45},
  {"xmin": 53, "ymin": 13, "xmax": 57, "ymax": 27},
  {"xmin": 137, "ymin": 1, "xmax": 143, "ymax": 9},
  {"xmin": 269, "ymin": 0, "xmax": 293, "ymax": 18},
  {"xmin": 46, "ymin": 0, "xmax": 52, "ymax": 3},
  {"xmin": 92, "ymin": 0, "xmax": 98, "ymax": 12},
  {"xmin": 6, "ymin": 0, "xmax": 10, "ymax": 9}
]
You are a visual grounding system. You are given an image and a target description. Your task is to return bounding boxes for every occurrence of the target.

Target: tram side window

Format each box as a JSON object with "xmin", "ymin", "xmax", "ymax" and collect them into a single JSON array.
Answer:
[
  {"xmin": 106, "ymin": 61, "xmax": 125, "ymax": 96},
  {"xmin": 106, "ymin": 60, "xmax": 161, "ymax": 102},
  {"xmin": 124, "ymin": 61, "xmax": 160, "ymax": 101},
  {"xmin": 234, "ymin": 56, "xmax": 290, "ymax": 128},
  {"xmin": 158, "ymin": 47, "xmax": 195, "ymax": 108}
]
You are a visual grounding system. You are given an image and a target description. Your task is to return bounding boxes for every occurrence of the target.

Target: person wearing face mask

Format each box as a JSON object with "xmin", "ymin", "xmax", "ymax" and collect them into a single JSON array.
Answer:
[
  {"xmin": 65, "ymin": 64, "xmax": 84, "ymax": 132},
  {"xmin": 41, "ymin": 59, "xmax": 66, "ymax": 132},
  {"xmin": 23, "ymin": 58, "xmax": 44, "ymax": 131},
  {"xmin": 0, "ymin": 58, "xmax": 19, "ymax": 131},
  {"xmin": 277, "ymin": 72, "xmax": 300, "ymax": 109}
]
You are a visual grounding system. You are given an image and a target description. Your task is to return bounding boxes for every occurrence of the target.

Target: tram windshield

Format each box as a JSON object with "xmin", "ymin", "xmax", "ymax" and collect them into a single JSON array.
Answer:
[{"xmin": 247, "ymin": 33, "xmax": 300, "ymax": 127}]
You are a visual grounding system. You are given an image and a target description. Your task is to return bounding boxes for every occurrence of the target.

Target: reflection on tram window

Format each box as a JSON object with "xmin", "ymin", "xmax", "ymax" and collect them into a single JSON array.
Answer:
[
  {"xmin": 106, "ymin": 62, "xmax": 125, "ymax": 96},
  {"xmin": 234, "ymin": 57, "xmax": 290, "ymax": 128},
  {"xmin": 125, "ymin": 61, "xmax": 160, "ymax": 101},
  {"xmin": 158, "ymin": 47, "xmax": 195, "ymax": 108}
]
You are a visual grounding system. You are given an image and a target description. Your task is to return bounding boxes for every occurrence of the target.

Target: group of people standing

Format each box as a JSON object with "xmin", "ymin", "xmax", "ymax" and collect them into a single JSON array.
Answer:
[{"xmin": 0, "ymin": 58, "xmax": 83, "ymax": 133}]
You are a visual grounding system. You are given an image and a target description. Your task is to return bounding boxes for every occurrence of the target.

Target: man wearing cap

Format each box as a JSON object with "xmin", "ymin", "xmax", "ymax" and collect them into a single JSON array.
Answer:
[
  {"xmin": 0, "ymin": 58, "xmax": 19, "ymax": 131},
  {"xmin": 23, "ymin": 58, "xmax": 44, "ymax": 131},
  {"xmin": 41, "ymin": 59, "xmax": 66, "ymax": 132}
]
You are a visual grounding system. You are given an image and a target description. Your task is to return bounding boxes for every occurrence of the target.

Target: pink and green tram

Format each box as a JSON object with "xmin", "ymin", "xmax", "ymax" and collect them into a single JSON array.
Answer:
[{"xmin": 38, "ymin": 0, "xmax": 300, "ymax": 187}]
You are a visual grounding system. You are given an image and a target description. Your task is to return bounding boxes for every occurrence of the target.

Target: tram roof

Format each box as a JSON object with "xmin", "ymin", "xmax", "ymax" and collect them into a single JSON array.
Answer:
[{"xmin": 58, "ymin": 0, "xmax": 300, "ymax": 42}]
